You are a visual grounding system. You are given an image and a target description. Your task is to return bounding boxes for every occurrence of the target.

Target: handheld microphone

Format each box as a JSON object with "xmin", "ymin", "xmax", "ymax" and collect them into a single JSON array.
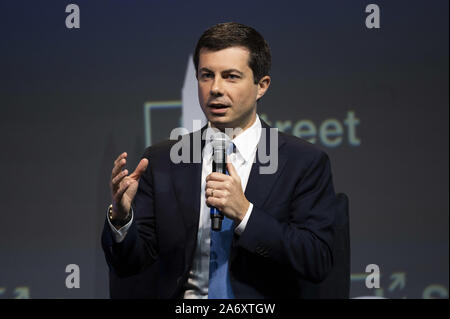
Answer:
[{"xmin": 210, "ymin": 132, "xmax": 230, "ymax": 231}]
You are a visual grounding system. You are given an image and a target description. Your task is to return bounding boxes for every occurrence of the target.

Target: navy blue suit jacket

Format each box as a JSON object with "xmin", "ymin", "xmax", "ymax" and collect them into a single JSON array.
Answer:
[{"xmin": 102, "ymin": 120, "xmax": 337, "ymax": 298}]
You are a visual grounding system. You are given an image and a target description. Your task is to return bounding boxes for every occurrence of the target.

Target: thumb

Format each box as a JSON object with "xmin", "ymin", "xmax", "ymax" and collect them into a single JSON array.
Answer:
[
  {"xmin": 226, "ymin": 160, "xmax": 238, "ymax": 178},
  {"xmin": 130, "ymin": 158, "xmax": 149, "ymax": 180}
]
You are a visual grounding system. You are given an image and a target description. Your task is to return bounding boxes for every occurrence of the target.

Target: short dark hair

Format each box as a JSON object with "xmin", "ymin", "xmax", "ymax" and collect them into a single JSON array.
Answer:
[{"xmin": 193, "ymin": 22, "xmax": 271, "ymax": 84}]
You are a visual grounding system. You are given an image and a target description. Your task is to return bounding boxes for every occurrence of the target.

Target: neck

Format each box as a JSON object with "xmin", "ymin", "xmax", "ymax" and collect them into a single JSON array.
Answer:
[{"xmin": 210, "ymin": 113, "xmax": 257, "ymax": 139}]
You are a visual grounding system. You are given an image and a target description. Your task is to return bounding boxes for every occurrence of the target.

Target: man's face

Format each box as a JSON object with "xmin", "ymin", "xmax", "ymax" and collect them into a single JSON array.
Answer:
[{"xmin": 197, "ymin": 46, "xmax": 270, "ymax": 131}]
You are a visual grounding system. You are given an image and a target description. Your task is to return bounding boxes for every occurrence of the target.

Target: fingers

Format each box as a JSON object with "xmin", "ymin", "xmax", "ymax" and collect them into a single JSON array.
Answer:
[
  {"xmin": 226, "ymin": 160, "xmax": 238, "ymax": 177},
  {"xmin": 110, "ymin": 153, "xmax": 149, "ymax": 209},
  {"xmin": 206, "ymin": 196, "xmax": 223, "ymax": 209},
  {"xmin": 111, "ymin": 154, "xmax": 149, "ymax": 186},
  {"xmin": 111, "ymin": 152, "xmax": 128, "ymax": 181},
  {"xmin": 206, "ymin": 187, "xmax": 226, "ymax": 198},
  {"xmin": 205, "ymin": 189, "xmax": 226, "ymax": 207},
  {"xmin": 114, "ymin": 152, "xmax": 127, "ymax": 165},
  {"xmin": 129, "ymin": 158, "xmax": 149, "ymax": 180},
  {"xmin": 113, "ymin": 178, "xmax": 134, "ymax": 204},
  {"xmin": 206, "ymin": 172, "xmax": 230, "ymax": 182},
  {"xmin": 111, "ymin": 169, "xmax": 129, "ymax": 193},
  {"xmin": 205, "ymin": 180, "xmax": 230, "ymax": 192}
]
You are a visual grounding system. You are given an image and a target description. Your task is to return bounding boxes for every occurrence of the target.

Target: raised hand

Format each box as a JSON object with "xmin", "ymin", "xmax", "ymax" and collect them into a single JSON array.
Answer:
[{"xmin": 110, "ymin": 152, "xmax": 148, "ymax": 220}]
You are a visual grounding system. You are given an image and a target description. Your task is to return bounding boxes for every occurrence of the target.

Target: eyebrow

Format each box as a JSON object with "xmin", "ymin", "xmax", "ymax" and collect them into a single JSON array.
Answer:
[
  {"xmin": 223, "ymin": 69, "xmax": 244, "ymax": 76},
  {"xmin": 199, "ymin": 67, "xmax": 244, "ymax": 76}
]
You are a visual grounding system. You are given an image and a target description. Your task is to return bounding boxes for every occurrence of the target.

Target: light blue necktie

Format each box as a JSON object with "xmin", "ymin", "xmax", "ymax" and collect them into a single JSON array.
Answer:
[{"xmin": 208, "ymin": 143, "xmax": 235, "ymax": 299}]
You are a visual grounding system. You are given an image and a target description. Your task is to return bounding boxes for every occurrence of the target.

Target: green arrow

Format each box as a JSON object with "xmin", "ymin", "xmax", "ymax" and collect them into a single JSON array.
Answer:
[{"xmin": 389, "ymin": 273, "xmax": 406, "ymax": 292}]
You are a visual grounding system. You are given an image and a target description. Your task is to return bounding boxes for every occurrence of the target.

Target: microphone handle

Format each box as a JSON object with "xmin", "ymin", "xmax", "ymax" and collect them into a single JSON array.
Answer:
[{"xmin": 211, "ymin": 147, "xmax": 227, "ymax": 231}]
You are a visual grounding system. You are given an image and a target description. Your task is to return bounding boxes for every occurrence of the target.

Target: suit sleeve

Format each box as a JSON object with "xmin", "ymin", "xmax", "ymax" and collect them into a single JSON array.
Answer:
[
  {"xmin": 236, "ymin": 150, "xmax": 337, "ymax": 283},
  {"xmin": 101, "ymin": 150, "xmax": 158, "ymax": 277}
]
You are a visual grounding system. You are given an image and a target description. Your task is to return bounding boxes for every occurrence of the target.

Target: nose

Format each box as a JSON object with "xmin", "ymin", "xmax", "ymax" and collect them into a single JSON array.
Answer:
[{"xmin": 210, "ymin": 77, "xmax": 224, "ymax": 97}]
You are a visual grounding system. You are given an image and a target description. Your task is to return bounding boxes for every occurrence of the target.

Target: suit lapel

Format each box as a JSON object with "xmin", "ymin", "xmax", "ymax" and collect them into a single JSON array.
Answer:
[
  {"xmin": 244, "ymin": 120, "xmax": 287, "ymax": 209},
  {"xmin": 230, "ymin": 120, "xmax": 287, "ymax": 268},
  {"xmin": 170, "ymin": 126, "xmax": 207, "ymax": 271}
]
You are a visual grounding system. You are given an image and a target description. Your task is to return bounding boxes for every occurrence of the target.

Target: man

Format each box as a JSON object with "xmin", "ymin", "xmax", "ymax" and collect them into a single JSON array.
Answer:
[{"xmin": 102, "ymin": 22, "xmax": 337, "ymax": 298}]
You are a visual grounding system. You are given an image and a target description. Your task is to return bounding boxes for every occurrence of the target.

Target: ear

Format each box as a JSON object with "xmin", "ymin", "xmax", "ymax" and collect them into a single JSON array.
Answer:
[{"xmin": 256, "ymin": 75, "xmax": 271, "ymax": 100}]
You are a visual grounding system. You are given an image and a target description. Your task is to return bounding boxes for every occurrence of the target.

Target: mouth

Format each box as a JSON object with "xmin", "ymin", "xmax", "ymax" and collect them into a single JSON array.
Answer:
[{"xmin": 208, "ymin": 103, "xmax": 230, "ymax": 114}]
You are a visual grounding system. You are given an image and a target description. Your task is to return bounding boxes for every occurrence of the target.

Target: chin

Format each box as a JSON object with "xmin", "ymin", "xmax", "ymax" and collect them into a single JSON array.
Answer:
[
  {"xmin": 209, "ymin": 118, "xmax": 228, "ymax": 126},
  {"xmin": 209, "ymin": 119, "xmax": 233, "ymax": 130}
]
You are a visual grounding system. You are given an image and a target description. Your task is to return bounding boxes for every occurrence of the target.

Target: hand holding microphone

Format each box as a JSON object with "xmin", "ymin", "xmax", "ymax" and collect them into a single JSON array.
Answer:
[{"xmin": 206, "ymin": 133, "xmax": 250, "ymax": 230}]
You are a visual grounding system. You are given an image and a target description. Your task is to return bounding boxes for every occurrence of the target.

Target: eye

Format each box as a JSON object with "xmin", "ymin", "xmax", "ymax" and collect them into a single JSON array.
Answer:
[
  {"xmin": 201, "ymin": 73, "xmax": 213, "ymax": 79},
  {"xmin": 226, "ymin": 74, "xmax": 240, "ymax": 80}
]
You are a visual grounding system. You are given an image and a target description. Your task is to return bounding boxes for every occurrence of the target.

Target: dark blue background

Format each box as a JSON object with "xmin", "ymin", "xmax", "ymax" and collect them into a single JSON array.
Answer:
[{"xmin": 0, "ymin": 0, "xmax": 448, "ymax": 298}]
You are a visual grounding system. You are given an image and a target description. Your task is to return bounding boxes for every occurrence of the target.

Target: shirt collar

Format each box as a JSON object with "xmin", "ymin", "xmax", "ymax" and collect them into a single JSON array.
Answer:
[
  {"xmin": 231, "ymin": 114, "xmax": 261, "ymax": 163},
  {"xmin": 206, "ymin": 114, "xmax": 262, "ymax": 163}
]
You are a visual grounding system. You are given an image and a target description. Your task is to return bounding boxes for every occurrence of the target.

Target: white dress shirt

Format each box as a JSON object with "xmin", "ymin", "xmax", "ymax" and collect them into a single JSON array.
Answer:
[{"xmin": 108, "ymin": 115, "xmax": 262, "ymax": 299}]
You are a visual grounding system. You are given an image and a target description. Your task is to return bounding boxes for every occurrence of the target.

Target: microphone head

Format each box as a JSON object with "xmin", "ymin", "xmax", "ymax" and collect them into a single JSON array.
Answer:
[
  {"xmin": 210, "ymin": 131, "xmax": 231, "ymax": 148},
  {"xmin": 211, "ymin": 131, "xmax": 231, "ymax": 165}
]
